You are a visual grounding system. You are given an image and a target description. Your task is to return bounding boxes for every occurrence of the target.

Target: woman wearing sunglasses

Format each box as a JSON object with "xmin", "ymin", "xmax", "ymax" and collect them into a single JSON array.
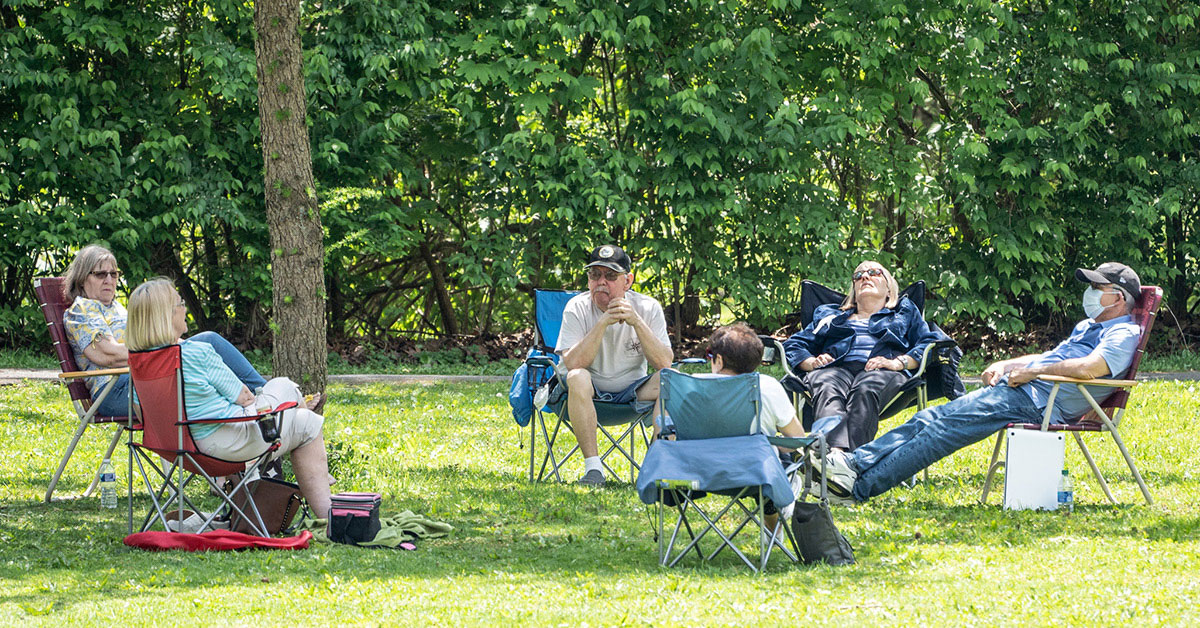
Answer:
[
  {"xmin": 782, "ymin": 261, "xmax": 943, "ymax": 452},
  {"xmin": 61, "ymin": 244, "xmax": 272, "ymax": 417}
]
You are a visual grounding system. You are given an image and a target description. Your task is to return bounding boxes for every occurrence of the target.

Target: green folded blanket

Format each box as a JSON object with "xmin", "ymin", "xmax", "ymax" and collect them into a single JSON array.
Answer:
[{"xmin": 301, "ymin": 510, "xmax": 454, "ymax": 548}]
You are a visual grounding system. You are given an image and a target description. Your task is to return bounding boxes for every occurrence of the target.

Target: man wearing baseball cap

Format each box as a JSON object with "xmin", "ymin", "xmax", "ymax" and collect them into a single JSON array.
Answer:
[
  {"xmin": 815, "ymin": 262, "xmax": 1143, "ymax": 504},
  {"xmin": 555, "ymin": 244, "xmax": 673, "ymax": 486}
]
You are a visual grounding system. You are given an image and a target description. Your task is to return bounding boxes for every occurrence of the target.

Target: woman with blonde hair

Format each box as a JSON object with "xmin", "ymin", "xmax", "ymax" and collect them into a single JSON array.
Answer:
[
  {"xmin": 127, "ymin": 278, "xmax": 331, "ymax": 518},
  {"xmin": 782, "ymin": 261, "xmax": 944, "ymax": 452},
  {"xmin": 62, "ymin": 244, "xmax": 273, "ymax": 417}
]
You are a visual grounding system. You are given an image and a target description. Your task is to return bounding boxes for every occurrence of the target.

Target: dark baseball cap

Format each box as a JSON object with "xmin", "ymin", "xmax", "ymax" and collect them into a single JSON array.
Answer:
[
  {"xmin": 1076, "ymin": 262, "xmax": 1141, "ymax": 303},
  {"xmin": 585, "ymin": 244, "xmax": 632, "ymax": 273}
]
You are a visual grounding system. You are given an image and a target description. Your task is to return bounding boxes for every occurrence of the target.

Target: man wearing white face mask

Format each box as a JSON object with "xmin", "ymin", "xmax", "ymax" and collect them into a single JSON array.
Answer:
[{"xmin": 815, "ymin": 262, "xmax": 1143, "ymax": 505}]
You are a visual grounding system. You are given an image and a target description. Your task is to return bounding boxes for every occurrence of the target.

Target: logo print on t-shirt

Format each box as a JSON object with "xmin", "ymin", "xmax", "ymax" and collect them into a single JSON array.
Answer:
[{"xmin": 626, "ymin": 339, "xmax": 642, "ymax": 354}]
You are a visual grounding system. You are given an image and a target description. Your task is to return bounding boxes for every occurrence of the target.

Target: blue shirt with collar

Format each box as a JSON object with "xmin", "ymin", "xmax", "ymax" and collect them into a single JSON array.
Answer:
[{"xmin": 1015, "ymin": 314, "xmax": 1141, "ymax": 423}]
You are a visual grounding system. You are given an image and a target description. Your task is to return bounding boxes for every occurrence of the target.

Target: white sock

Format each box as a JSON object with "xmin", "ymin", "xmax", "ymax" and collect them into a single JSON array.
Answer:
[{"xmin": 584, "ymin": 457, "xmax": 603, "ymax": 474}]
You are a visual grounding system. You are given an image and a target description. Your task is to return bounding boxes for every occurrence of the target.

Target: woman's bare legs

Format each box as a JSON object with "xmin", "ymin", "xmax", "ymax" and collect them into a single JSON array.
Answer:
[{"xmin": 292, "ymin": 433, "xmax": 332, "ymax": 519}]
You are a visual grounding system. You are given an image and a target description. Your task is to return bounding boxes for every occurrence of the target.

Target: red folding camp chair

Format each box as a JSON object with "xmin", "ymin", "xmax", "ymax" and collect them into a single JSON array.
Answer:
[
  {"xmin": 127, "ymin": 344, "xmax": 293, "ymax": 536},
  {"xmin": 33, "ymin": 277, "xmax": 129, "ymax": 503},
  {"xmin": 981, "ymin": 286, "xmax": 1163, "ymax": 505}
]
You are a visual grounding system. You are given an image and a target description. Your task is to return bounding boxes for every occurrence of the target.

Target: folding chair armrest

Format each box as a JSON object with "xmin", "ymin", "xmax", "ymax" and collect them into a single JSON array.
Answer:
[
  {"xmin": 270, "ymin": 401, "xmax": 298, "ymax": 413},
  {"xmin": 760, "ymin": 336, "xmax": 798, "ymax": 379},
  {"xmin": 526, "ymin": 356, "xmax": 557, "ymax": 369},
  {"xmin": 913, "ymin": 339, "xmax": 956, "ymax": 377},
  {"xmin": 179, "ymin": 415, "xmax": 260, "ymax": 426},
  {"xmin": 766, "ymin": 435, "xmax": 819, "ymax": 450},
  {"xmin": 672, "ymin": 358, "xmax": 706, "ymax": 367},
  {"xmin": 59, "ymin": 367, "xmax": 129, "ymax": 380},
  {"xmin": 1036, "ymin": 374, "xmax": 1137, "ymax": 388}
]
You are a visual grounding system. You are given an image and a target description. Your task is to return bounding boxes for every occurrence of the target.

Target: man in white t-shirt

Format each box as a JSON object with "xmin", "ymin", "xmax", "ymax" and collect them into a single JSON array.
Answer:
[{"xmin": 556, "ymin": 244, "xmax": 674, "ymax": 486}]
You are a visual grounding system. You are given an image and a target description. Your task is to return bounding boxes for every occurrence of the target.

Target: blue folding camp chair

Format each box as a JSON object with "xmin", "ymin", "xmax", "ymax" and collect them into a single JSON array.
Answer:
[
  {"xmin": 513, "ymin": 289, "xmax": 656, "ymax": 483},
  {"xmin": 636, "ymin": 370, "xmax": 828, "ymax": 572}
]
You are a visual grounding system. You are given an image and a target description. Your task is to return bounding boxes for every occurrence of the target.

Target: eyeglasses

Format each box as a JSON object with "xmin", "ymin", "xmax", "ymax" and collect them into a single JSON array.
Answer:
[
  {"xmin": 705, "ymin": 350, "xmax": 715, "ymax": 362},
  {"xmin": 852, "ymin": 268, "xmax": 884, "ymax": 281},
  {"xmin": 587, "ymin": 268, "xmax": 624, "ymax": 282},
  {"xmin": 176, "ymin": 298, "xmax": 187, "ymax": 309},
  {"xmin": 90, "ymin": 270, "xmax": 123, "ymax": 280}
]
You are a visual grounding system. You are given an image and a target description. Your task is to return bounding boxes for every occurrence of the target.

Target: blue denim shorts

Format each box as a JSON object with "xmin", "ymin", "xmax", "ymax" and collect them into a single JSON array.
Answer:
[{"xmin": 594, "ymin": 373, "xmax": 655, "ymax": 413}]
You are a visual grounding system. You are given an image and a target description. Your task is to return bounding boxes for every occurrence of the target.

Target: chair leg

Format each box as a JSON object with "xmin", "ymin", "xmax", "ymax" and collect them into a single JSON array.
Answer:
[
  {"xmin": 596, "ymin": 422, "xmax": 641, "ymax": 481},
  {"xmin": 535, "ymin": 414, "xmax": 576, "ymax": 483},
  {"xmin": 528, "ymin": 411, "xmax": 536, "ymax": 482},
  {"xmin": 83, "ymin": 425, "xmax": 125, "ymax": 498},
  {"xmin": 980, "ymin": 430, "xmax": 1007, "ymax": 504},
  {"xmin": 1073, "ymin": 433, "xmax": 1115, "ymax": 504},
  {"xmin": 45, "ymin": 413, "xmax": 94, "ymax": 502},
  {"xmin": 628, "ymin": 423, "xmax": 635, "ymax": 484},
  {"xmin": 1106, "ymin": 428, "xmax": 1153, "ymax": 505}
]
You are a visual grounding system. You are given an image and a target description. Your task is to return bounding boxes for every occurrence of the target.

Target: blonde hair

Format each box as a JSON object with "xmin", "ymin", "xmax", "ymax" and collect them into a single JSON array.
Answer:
[
  {"xmin": 841, "ymin": 261, "xmax": 900, "ymax": 311},
  {"xmin": 126, "ymin": 278, "xmax": 179, "ymax": 351},
  {"xmin": 63, "ymin": 244, "xmax": 118, "ymax": 301}
]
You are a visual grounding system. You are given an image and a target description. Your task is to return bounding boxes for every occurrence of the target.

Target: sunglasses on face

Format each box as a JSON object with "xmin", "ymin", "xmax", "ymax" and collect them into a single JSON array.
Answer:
[
  {"xmin": 587, "ymin": 268, "xmax": 624, "ymax": 282},
  {"xmin": 90, "ymin": 270, "xmax": 123, "ymax": 280},
  {"xmin": 852, "ymin": 268, "xmax": 884, "ymax": 281}
]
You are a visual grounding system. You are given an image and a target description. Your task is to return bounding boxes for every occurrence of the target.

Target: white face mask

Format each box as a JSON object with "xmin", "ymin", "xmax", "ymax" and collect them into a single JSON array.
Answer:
[{"xmin": 1082, "ymin": 287, "xmax": 1118, "ymax": 319}]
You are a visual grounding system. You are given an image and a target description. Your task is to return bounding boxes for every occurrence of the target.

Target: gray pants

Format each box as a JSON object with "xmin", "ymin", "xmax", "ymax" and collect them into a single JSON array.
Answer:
[{"xmin": 806, "ymin": 363, "xmax": 908, "ymax": 451}]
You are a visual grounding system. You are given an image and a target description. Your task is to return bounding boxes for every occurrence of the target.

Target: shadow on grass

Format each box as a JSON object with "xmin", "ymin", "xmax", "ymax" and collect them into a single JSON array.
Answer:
[{"xmin": 5, "ymin": 463, "xmax": 1198, "ymax": 599}]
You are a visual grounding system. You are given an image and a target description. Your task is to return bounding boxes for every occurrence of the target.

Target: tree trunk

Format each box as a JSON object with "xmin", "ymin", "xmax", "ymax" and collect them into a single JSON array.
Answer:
[
  {"xmin": 255, "ymin": 0, "xmax": 327, "ymax": 392},
  {"xmin": 418, "ymin": 235, "xmax": 460, "ymax": 336}
]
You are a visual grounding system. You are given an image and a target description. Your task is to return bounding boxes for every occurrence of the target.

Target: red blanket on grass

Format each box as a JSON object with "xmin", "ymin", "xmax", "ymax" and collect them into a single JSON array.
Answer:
[{"xmin": 124, "ymin": 529, "xmax": 312, "ymax": 551}]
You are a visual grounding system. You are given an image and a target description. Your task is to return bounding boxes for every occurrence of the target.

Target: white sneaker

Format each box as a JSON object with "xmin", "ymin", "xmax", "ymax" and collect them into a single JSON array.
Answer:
[
  {"xmin": 166, "ymin": 510, "xmax": 224, "ymax": 533},
  {"xmin": 823, "ymin": 450, "xmax": 858, "ymax": 500}
]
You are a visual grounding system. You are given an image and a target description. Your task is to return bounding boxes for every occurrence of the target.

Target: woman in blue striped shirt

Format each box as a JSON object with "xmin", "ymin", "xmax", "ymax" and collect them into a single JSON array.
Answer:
[{"xmin": 126, "ymin": 278, "xmax": 332, "ymax": 519}]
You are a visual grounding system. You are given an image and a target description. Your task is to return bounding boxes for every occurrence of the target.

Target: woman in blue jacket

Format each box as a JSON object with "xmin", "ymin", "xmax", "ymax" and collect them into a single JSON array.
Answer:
[{"xmin": 782, "ymin": 261, "xmax": 944, "ymax": 452}]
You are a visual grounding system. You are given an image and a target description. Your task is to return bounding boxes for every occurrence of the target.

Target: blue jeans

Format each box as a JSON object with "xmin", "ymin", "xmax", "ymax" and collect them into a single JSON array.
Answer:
[
  {"xmin": 93, "ymin": 372, "xmax": 132, "ymax": 417},
  {"xmin": 849, "ymin": 385, "xmax": 1042, "ymax": 501},
  {"xmin": 188, "ymin": 331, "xmax": 267, "ymax": 390},
  {"xmin": 92, "ymin": 332, "xmax": 266, "ymax": 416}
]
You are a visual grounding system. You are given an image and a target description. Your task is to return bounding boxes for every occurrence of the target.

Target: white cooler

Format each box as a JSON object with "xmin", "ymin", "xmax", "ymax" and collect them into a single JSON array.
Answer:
[{"xmin": 1003, "ymin": 428, "xmax": 1066, "ymax": 511}]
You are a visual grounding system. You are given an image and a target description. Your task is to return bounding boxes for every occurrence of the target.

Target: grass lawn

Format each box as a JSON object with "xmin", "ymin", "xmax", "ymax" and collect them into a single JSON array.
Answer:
[{"xmin": 1, "ymin": 378, "xmax": 1198, "ymax": 625}]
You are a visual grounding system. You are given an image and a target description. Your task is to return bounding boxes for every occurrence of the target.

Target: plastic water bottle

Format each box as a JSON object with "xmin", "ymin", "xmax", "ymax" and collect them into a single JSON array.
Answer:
[
  {"xmin": 99, "ymin": 458, "xmax": 117, "ymax": 509},
  {"xmin": 1057, "ymin": 469, "xmax": 1074, "ymax": 513}
]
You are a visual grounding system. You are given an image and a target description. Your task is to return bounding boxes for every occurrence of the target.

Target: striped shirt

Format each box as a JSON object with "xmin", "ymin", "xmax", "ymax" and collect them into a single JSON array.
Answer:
[{"xmin": 134, "ymin": 341, "xmax": 248, "ymax": 439}]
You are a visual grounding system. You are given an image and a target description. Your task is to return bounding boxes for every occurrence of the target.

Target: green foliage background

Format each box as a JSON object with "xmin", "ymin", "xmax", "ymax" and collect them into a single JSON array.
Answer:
[{"xmin": 2, "ymin": 0, "xmax": 1197, "ymax": 348}]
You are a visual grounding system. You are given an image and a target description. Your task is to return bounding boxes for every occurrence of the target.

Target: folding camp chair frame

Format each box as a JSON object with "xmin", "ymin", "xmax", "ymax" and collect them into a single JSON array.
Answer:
[
  {"xmin": 774, "ymin": 280, "xmax": 960, "ymax": 485},
  {"xmin": 526, "ymin": 355, "xmax": 653, "ymax": 483},
  {"xmin": 655, "ymin": 432, "xmax": 829, "ymax": 573},
  {"xmin": 33, "ymin": 277, "xmax": 131, "ymax": 503},
  {"xmin": 126, "ymin": 345, "xmax": 291, "ymax": 536},
  {"xmin": 980, "ymin": 286, "xmax": 1162, "ymax": 506},
  {"xmin": 647, "ymin": 370, "xmax": 837, "ymax": 572}
]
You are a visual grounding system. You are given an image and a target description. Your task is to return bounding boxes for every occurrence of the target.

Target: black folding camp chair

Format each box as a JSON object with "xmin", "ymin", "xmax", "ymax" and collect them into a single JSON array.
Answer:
[{"xmin": 779, "ymin": 280, "xmax": 963, "ymax": 430}]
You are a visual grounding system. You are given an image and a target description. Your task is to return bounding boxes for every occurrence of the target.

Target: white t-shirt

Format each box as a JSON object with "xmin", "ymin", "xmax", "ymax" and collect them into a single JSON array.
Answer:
[
  {"xmin": 694, "ymin": 372, "xmax": 796, "ymax": 436},
  {"xmin": 555, "ymin": 290, "xmax": 671, "ymax": 392}
]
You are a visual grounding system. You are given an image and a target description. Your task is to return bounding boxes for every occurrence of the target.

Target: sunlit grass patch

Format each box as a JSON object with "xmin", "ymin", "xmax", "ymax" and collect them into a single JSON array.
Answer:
[{"xmin": 0, "ymin": 379, "xmax": 1198, "ymax": 624}]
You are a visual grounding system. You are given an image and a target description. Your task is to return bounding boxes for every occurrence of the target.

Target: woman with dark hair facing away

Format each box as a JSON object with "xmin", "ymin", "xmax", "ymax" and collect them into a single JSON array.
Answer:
[
  {"xmin": 126, "ymin": 278, "xmax": 332, "ymax": 518},
  {"xmin": 654, "ymin": 323, "xmax": 805, "ymax": 441},
  {"xmin": 60, "ymin": 244, "xmax": 300, "ymax": 417},
  {"xmin": 782, "ymin": 260, "xmax": 944, "ymax": 452}
]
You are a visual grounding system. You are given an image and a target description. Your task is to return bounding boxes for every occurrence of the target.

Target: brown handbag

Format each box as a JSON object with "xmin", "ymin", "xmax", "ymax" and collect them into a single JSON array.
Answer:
[{"xmin": 227, "ymin": 476, "xmax": 305, "ymax": 536}]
